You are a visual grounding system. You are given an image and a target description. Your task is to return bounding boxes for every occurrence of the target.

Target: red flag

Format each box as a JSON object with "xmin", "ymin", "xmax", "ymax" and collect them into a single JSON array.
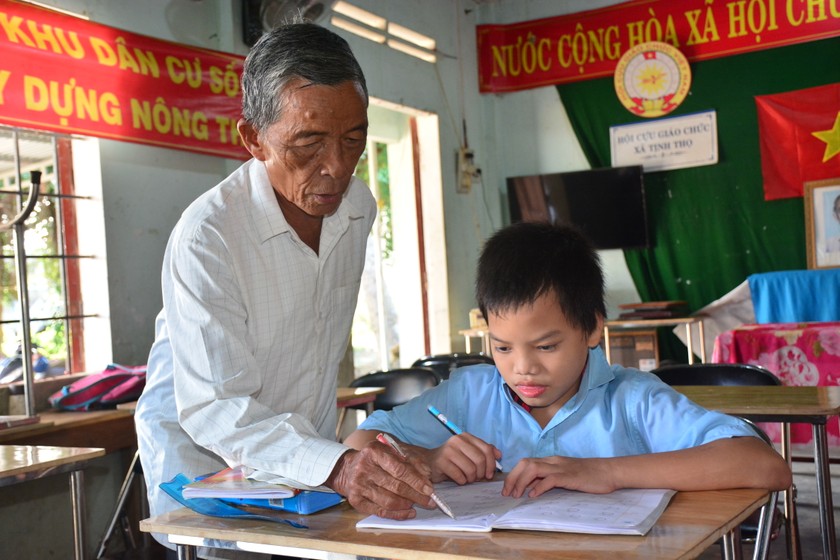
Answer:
[{"xmin": 755, "ymin": 83, "xmax": 840, "ymax": 200}]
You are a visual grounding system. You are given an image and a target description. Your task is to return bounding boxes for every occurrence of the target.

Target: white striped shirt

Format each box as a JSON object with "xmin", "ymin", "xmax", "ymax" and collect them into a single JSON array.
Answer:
[{"xmin": 136, "ymin": 159, "xmax": 376, "ymax": 525}]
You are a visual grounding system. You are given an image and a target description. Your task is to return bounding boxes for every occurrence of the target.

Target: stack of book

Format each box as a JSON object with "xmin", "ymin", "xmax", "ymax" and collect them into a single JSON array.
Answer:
[
  {"xmin": 617, "ymin": 301, "xmax": 689, "ymax": 320},
  {"xmin": 181, "ymin": 465, "xmax": 344, "ymax": 515}
]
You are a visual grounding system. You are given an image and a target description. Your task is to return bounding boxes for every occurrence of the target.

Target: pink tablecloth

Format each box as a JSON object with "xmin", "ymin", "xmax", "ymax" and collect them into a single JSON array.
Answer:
[{"xmin": 712, "ymin": 322, "xmax": 840, "ymax": 447}]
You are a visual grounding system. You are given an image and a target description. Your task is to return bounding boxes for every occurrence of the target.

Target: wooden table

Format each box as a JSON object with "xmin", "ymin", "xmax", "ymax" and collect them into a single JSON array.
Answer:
[
  {"xmin": 677, "ymin": 385, "xmax": 840, "ymax": 560},
  {"xmin": 336, "ymin": 387, "xmax": 385, "ymax": 439},
  {"xmin": 604, "ymin": 317, "xmax": 706, "ymax": 364},
  {"xmin": 1, "ymin": 444, "xmax": 105, "ymax": 560},
  {"xmin": 141, "ymin": 487, "xmax": 769, "ymax": 559}
]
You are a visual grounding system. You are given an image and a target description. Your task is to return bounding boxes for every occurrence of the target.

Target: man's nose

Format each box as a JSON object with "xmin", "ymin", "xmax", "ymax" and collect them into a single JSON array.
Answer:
[{"xmin": 319, "ymin": 141, "xmax": 356, "ymax": 177}]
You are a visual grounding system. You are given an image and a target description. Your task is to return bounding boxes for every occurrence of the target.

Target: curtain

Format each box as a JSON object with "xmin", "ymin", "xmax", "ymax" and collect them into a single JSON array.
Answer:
[{"xmin": 557, "ymin": 38, "xmax": 840, "ymax": 358}]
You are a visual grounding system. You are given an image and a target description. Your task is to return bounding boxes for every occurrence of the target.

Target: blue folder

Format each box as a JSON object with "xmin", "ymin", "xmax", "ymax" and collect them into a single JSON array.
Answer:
[{"xmin": 160, "ymin": 473, "xmax": 343, "ymax": 526}]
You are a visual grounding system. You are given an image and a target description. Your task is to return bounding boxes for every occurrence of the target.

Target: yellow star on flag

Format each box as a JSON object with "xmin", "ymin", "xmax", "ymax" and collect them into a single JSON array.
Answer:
[{"xmin": 812, "ymin": 111, "xmax": 840, "ymax": 163}]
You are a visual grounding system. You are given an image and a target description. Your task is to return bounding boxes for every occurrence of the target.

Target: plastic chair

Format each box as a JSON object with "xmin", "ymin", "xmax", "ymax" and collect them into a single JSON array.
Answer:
[
  {"xmin": 349, "ymin": 367, "xmax": 442, "ymax": 411},
  {"xmin": 652, "ymin": 363, "xmax": 799, "ymax": 560},
  {"xmin": 651, "ymin": 363, "xmax": 781, "ymax": 387},
  {"xmin": 411, "ymin": 353, "xmax": 494, "ymax": 380}
]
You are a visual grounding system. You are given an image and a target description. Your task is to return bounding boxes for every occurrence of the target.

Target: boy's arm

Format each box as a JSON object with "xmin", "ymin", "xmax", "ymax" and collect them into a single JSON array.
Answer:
[
  {"xmin": 344, "ymin": 428, "xmax": 380, "ymax": 449},
  {"xmin": 502, "ymin": 436, "xmax": 792, "ymax": 498}
]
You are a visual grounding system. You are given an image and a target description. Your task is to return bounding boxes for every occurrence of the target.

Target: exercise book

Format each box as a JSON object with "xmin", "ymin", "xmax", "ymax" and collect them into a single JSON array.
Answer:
[{"xmin": 357, "ymin": 480, "xmax": 675, "ymax": 536}]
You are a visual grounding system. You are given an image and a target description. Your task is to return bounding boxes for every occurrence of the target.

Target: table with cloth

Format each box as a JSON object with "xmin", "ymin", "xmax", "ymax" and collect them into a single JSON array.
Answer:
[{"xmin": 712, "ymin": 321, "xmax": 840, "ymax": 448}]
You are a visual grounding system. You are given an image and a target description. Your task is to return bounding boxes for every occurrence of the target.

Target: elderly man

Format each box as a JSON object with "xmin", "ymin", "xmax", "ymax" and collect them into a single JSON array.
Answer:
[{"xmin": 135, "ymin": 21, "xmax": 435, "ymax": 558}]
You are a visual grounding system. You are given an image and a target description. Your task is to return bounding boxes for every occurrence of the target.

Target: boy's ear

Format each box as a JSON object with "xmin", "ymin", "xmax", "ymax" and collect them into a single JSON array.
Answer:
[{"xmin": 587, "ymin": 314, "xmax": 605, "ymax": 348}]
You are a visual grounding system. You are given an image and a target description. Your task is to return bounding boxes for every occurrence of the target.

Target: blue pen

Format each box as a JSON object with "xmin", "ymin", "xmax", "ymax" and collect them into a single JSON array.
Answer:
[{"xmin": 427, "ymin": 405, "xmax": 503, "ymax": 471}]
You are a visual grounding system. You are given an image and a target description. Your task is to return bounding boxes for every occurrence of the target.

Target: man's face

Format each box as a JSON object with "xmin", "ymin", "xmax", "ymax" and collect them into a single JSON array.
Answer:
[
  {"xmin": 240, "ymin": 79, "xmax": 368, "ymax": 217},
  {"xmin": 487, "ymin": 291, "xmax": 603, "ymax": 428}
]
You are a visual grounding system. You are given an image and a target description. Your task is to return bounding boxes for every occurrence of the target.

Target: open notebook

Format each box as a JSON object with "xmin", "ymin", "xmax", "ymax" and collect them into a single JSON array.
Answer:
[{"xmin": 357, "ymin": 480, "xmax": 675, "ymax": 536}]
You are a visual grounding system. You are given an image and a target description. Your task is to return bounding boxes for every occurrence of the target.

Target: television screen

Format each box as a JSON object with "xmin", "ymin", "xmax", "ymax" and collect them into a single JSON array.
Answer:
[{"xmin": 506, "ymin": 166, "xmax": 650, "ymax": 250}]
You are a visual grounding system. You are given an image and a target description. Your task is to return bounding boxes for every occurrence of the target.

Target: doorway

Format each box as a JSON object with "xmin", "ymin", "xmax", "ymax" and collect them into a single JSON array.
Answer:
[{"xmin": 351, "ymin": 99, "xmax": 449, "ymax": 377}]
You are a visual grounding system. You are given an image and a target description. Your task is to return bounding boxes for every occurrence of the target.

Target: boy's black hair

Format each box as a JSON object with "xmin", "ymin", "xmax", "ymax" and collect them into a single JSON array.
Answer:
[{"xmin": 475, "ymin": 221, "xmax": 606, "ymax": 336}]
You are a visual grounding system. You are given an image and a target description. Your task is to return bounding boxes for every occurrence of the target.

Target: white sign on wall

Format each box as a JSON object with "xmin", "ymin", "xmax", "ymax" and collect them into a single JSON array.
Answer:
[{"xmin": 610, "ymin": 110, "xmax": 718, "ymax": 172}]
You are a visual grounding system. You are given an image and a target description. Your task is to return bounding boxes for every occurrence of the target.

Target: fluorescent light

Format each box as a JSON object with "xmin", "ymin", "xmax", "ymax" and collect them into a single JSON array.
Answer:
[
  {"xmin": 387, "ymin": 22, "xmax": 435, "ymax": 50},
  {"xmin": 387, "ymin": 39, "xmax": 436, "ymax": 63},
  {"xmin": 333, "ymin": 1, "xmax": 386, "ymax": 30},
  {"xmin": 22, "ymin": 1, "xmax": 89, "ymax": 19},
  {"xmin": 331, "ymin": 16, "xmax": 386, "ymax": 44}
]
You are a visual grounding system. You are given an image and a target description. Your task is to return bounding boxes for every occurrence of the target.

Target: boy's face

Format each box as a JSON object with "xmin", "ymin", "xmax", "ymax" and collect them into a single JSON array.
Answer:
[{"xmin": 487, "ymin": 291, "xmax": 603, "ymax": 427}]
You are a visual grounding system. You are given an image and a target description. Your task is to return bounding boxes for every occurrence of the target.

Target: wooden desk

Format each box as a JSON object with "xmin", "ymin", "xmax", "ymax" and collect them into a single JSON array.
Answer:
[
  {"xmin": 336, "ymin": 387, "xmax": 384, "ymax": 411},
  {"xmin": 459, "ymin": 327, "xmax": 490, "ymax": 354},
  {"xmin": 605, "ymin": 317, "xmax": 706, "ymax": 364},
  {"xmin": 677, "ymin": 385, "xmax": 840, "ymax": 560},
  {"xmin": 141, "ymin": 487, "xmax": 768, "ymax": 560},
  {"xmin": 1, "ymin": 445, "xmax": 105, "ymax": 560},
  {"xmin": 336, "ymin": 387, "xmax": 385, "ymax": 439},
  {"xmin": 0, "ymin": 408, "xmax": 136, "ymax": 453},
  {"xmin": 712, "ymin": 321, "xmax": 840, "ymax": 446}
]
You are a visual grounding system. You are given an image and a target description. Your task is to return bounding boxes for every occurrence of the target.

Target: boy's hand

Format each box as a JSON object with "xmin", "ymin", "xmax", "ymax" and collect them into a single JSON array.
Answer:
[
  {"xmin": 502, "ymin": 456, "xmax": 618, "ymax": 498},
  {"xmin": 325, "ymin": 443, "xmax": 436, "ymax": 520},
  {"xmin": 410, "ymin": 433, "xmax": 501, "ymax": 484}
]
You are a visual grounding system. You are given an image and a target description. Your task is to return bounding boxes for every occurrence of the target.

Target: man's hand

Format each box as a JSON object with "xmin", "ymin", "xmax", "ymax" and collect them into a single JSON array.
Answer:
[{"xmin": 325, "ymin": 442, "xmax": 436, "ymax": 520}]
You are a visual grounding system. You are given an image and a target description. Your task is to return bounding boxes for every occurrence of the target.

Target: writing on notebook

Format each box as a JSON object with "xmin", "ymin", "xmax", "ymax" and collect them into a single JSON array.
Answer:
[{"xmin": 357, "ymin": 480, "xmax": 675, "ymax": 536}]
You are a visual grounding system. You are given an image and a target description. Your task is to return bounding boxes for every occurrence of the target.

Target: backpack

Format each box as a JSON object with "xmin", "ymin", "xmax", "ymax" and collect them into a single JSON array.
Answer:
[{"xmin": 48, "ymin": 364, "xmax": 147, "ymax": 411}]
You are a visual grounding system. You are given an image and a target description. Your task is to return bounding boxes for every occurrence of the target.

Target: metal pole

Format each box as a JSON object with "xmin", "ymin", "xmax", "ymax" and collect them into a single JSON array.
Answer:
[{"xmin": 3, "ymin": 170, "xmax": 42, "ymax": 417}]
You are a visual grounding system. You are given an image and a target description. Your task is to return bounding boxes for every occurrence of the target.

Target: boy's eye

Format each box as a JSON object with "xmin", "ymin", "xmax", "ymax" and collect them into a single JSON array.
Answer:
[
  {"xmin": 537, "ymin": 344, "xmax": 557, "ymax": 351},
  {"xmin": 493, "ymin": 345, "xmax": 511, "ymax": 353}
]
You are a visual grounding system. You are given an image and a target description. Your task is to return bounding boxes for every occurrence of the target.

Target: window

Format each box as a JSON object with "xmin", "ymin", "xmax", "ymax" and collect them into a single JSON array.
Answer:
[{"xmin": 0, "ymin": 125, "xmax": 106, "ymax": 384}]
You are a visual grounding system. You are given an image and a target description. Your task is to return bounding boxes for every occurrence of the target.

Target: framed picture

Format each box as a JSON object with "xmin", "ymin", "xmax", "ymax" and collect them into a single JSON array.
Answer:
[{"xmin": 804, "ymin": 178, "xmax": 840, "ymax": 269}]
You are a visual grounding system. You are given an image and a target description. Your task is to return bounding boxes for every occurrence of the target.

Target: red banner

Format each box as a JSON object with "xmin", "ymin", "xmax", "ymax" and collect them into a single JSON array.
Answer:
[
  {"xmin": 0, "ymin": 0, "xmax": 249, "ymax": 159},
  {"xmin": 755, "ymin": 83, "xmax": 840, "ymax": 200},
  {"xmin": 478, "ymin": 0, "xmax": 840, "ymax": 93}
]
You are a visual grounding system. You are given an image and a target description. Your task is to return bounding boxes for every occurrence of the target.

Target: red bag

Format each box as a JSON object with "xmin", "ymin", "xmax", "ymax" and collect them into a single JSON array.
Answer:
[{"xmin": 48, "ymin": 364, "xmax": 147, "ymax": 411}]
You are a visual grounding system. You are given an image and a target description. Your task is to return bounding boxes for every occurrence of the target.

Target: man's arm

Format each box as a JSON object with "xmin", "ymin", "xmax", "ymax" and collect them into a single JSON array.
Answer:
[{"xmin": 502, "ymin": 436, "xmax": 792, "ymax": 498}]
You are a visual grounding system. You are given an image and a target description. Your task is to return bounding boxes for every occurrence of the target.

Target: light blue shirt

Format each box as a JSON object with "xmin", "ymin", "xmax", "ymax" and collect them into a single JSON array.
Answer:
[{"xmin": 359, "ymin": 347, "xmax": 756, "ymax": 471}]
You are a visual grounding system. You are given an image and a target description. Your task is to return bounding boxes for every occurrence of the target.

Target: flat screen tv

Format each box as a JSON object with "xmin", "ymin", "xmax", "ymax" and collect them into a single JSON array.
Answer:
[{"xmin": 506, "ymin": 165, "xmax": 650, "ymax": 250}]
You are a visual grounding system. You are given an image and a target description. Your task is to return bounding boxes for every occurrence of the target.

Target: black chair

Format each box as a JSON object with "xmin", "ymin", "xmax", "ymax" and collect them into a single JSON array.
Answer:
[
  {"xmin": 412, "ymin": 352, "xmax": 495, "ymax": 380},
  {"xmin": 652, "ymin": 363, "xmax": 781, "ymax": 387},
  {"xmin": 652, "ymin": 363, "xmax": 798, "ymax": 560},
  {"xmin": 349, "ymin": 367, "xmax": 442, "ymax": 411}
]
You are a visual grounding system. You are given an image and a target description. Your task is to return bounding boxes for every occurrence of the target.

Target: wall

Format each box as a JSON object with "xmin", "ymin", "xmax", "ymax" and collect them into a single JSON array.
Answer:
[{"xmin": 26, "ymin": 0, "xmax": 633, "ymax": 361}]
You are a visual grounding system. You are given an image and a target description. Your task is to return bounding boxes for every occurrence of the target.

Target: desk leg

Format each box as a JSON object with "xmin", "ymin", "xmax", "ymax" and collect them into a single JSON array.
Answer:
[
  {"xmin": 177, "ymin": 544, "xmax": 197, "ymax": 560},
  {"xmin": 721, "ymin": 526, "xmax": 743, "ymax": 560},
  {"xmin": 813, "ymin": 423, "xmax": 838, "ymax": 560},
  {"xmin": 698, "ymin": 320, "xmax": 706, "ymax": 363},
  {"xmin": 685, "ymin": 324, "xmax": 695, "ymax": 365},
  {"xmin": 70, "ymin": 470, "xmax": 86, "ymax": 560},
  {"xmin": 780, "ymin": 423, "xmax": 802, "ymax": 560},
  {"xmin": 603, "ymin": 327, "xmax": 612, "ymax": 363},
  {"xmin": 464, "ymin": 335, "xmax": 472, "ymax": 354}
]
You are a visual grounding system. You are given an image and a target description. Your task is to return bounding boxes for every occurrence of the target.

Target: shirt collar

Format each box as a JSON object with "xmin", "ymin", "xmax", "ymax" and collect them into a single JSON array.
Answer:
[{"xmin": 248, "ymin": 160, "xmax": 366, "ymax": 244}]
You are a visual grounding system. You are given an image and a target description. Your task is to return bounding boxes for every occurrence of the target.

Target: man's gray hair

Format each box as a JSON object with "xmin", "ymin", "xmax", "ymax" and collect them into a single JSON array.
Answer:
[{"xmin": 241, "ymin": 22, "xmax": 368, "ymax": 132}]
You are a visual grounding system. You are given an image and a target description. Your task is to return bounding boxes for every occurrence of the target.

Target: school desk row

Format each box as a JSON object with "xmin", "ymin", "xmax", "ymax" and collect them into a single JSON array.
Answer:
[{"xmin": 139, "ymin": 385, "xmax": 840, "ymax": 560}]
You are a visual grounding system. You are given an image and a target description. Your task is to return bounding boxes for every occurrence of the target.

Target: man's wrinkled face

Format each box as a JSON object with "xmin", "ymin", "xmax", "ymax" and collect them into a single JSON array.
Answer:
[{"xmin": 240, "ymin": 79, "xmax": 368, "ymax": 217}]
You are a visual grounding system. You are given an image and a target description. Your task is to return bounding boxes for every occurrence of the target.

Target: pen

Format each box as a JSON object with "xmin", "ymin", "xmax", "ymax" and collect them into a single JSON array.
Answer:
[
  {"xmin": 376, "ymin": 432, "xmax": 456, "ymax": 519},
  {"xmin": 427, "ymin": 405, "xmax": 503, "ymax": 472}
]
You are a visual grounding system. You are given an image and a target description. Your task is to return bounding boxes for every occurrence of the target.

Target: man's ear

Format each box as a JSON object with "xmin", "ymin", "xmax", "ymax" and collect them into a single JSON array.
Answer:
[{"xmin": 237, "ymin": 119, "xmax": 265, "ymax": 160}]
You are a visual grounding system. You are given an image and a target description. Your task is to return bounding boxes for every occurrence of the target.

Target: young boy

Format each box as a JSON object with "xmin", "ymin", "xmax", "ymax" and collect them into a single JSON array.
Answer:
[{"xmin": 345, "ymin": 221, "xmax": 791, "ymax": 500}]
